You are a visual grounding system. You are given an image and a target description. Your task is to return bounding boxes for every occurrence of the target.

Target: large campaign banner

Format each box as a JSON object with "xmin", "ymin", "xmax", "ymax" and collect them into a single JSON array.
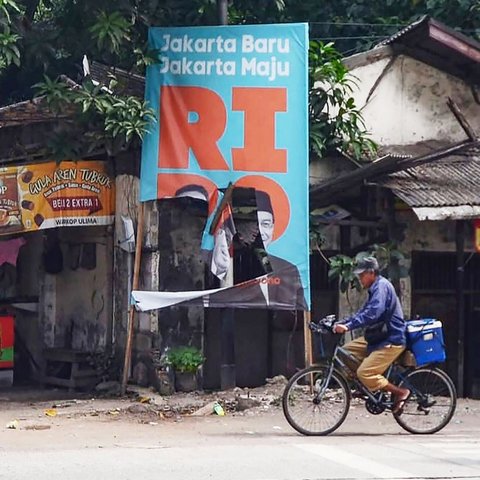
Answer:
[
  {"xmin": 0, "ymin": 161, "xmax": 114, "ymax": 235},
  {"xmin": 139, "ymin": 23, "xmax": 310, "ymax": 311}
]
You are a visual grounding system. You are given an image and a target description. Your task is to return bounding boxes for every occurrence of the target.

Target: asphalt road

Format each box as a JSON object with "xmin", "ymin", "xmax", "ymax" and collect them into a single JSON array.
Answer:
[{"xmin": 1, "ymin": 396, "xmax": 479, "ymax": 480}]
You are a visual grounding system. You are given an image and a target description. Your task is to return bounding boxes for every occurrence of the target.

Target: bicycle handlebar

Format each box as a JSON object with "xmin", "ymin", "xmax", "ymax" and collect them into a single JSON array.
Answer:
[{"xmin": 309, "ymin": 314, "xmax": 337, "ymax": 334}]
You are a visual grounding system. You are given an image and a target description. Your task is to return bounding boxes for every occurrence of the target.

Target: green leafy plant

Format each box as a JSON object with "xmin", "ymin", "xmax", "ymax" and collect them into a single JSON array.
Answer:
[
  {"xmin": 33, "ymin": 75, "xmax": 155, "ymax": 157},
  {"xmin": 0, "ymin": 28, "xmax": 20, "ymax": 68},
  {"xmin": 308, "ymin": 41, "xmax": 377, "ymax": 160},
  {"xmin": 328, "ymin": 243, "xmax": 408, "ymax": 294},
  {"xmin": 166, "ymin": 346, "xmax": 204, "ymax": 374},
  {"xmin": 0, "ymin": 0, "xmax": 20, "ymax": 71},
  {"xmin": 328, "ymin": 254, "xmax": 360, "ymax": 293},
  {"xmin": 0, "ymin": 0, "xmax": 20, "ymax": 24},
  {"xmin": 33, "ymin": 75, "xmax": 74, "ymax": 110},
  {"xmin": 89, "ymin": 11, "xmax": 131, "ymax": 54},
  {"xmin": 370, "ymin": 242, "xmax": 409, "ymax": 287},
  {"xmin": 309, "ymin": 215, "xmax": 326, "ymax": 253}
]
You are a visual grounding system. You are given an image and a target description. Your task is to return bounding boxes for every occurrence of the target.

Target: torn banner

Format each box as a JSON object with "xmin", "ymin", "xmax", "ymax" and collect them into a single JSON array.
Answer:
[
  {"xmin": 140, "ymin": 23, "xmax": 310, "ymax": 310},
  {"xmin": 132, "ymin": 254, "xmax": 305, "ymax": 311},
  {"xmin": 210, "ymin": 199, "xmax": 236, "ymax": 281}
]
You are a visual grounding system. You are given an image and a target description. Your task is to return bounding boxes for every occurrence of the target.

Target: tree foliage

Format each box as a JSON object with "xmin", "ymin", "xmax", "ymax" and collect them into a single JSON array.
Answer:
[
  {"xmin": 284, "ymin": 0, "xmax": 480, "ymax": 55},
  {"xmin": 33, "ymin": 74, "xmax": 155, "ymax": 157},
  {"xmin": 0, "ymin": 0, "xmax": 21, "ymax": 69},
  {"xmin": 308, "ymin": 41, "xmax": 376, "ymax": 159},
  {"xmin": 1, "ymin": 0, "xmax": 478, "ymax": 160}
]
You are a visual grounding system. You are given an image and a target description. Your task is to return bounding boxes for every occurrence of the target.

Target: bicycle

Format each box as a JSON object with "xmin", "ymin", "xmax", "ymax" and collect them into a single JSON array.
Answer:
[{"xmin": 282, "ymin": 315, "xmax": 457, "ymax": 436}]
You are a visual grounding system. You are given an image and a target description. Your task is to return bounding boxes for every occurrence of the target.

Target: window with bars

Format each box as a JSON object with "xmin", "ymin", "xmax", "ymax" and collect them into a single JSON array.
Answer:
[{"xmin": 412, "ymin": 251, "xmax": 480, "ymax": 292}]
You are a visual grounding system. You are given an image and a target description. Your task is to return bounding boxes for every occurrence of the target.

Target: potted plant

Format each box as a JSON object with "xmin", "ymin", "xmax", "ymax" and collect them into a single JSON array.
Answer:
[{"xmin": 166, "ymin": 346, "xmax": 204, "ymax": 392}]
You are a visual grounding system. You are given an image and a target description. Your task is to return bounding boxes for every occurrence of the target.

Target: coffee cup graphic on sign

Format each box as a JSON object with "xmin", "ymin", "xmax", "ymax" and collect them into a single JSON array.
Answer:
[{"xmin": 0, "ymin": 172, "xmax": 23, "ymax": 233}]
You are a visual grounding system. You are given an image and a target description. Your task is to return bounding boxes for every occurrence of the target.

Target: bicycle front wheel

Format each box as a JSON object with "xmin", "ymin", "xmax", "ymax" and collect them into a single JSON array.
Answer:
[
  {"xmin": 394, "ymin": 367, "xmax": 457, "ymax": 434},
  {"xmin": 282, "ymin": 365, "xmax": 350, "ymax": 436}
]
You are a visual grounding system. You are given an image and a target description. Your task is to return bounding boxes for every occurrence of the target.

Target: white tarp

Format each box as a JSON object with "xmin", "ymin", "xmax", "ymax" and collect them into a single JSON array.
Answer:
[{"xmin": 131, "ymin": 287, "xmax": 230, "ymax": 311}]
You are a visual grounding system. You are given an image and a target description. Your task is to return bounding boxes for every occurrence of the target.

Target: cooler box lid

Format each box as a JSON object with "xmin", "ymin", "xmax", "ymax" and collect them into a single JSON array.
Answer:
[{"xmin": 407, "ymin": 319, "xmax": 442, "ymax": 333}]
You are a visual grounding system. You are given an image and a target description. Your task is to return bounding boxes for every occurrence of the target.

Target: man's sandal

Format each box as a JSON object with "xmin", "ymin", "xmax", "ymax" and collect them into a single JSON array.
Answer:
[{"xmin": 393, "ymin": 391, "xmax": 411, "ymax": 415}]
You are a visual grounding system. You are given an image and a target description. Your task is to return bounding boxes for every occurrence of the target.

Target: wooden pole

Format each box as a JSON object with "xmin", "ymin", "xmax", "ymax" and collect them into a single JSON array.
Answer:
[
  {"xmin": 310, "ymin": 139, "xmax": 474, "ymax": 205},
  {"xmin": 447, "ymin": 97, "xmax": 478, "ymax": 141},
  {"xmin": 214, "ymin": 0, "xmax": 235, "ymax": 392},
  {"xmin": 209, "ymin": 182, "xmax": 234, "ymax": 234},
  {"xmin": 217, "ymin": 0, "xmax": 228, "ymax": 25},
  {"xmin": 303, "ymin": 310, "xmax": 313, "ymax": 367},
  {"xmin": 456, "ymin": 220, "xmax": 465, "ymax": 398},
  {"xmin": 121, "ymin": 202, "xmax": 145, "ymax": 395}
]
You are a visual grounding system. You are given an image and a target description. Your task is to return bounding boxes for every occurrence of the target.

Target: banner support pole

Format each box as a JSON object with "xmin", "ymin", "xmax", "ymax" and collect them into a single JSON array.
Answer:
[
  {"xmin": 216, "ymin": 0, "xmax": 227, "ymax": 25},
  {"xmin": 215, "ymin": 0, "xmax": 236, "ymax": 392},
  {"xmin": 220, "ymin": 264, "xmax": 236, "ymax": 390},
  {"xmin": 121, "ymin": 202, "xmax": 145, "ymax": 395},
  {"xmin": 303, "ymin": 310, "xmax": 312, "ymax": 368}
]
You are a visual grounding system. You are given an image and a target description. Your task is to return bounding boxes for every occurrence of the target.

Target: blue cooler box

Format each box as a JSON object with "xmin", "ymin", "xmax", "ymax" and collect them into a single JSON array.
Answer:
[{"xmin": 406, "ymin": 319, "xmax": 446, "ymax": 366}]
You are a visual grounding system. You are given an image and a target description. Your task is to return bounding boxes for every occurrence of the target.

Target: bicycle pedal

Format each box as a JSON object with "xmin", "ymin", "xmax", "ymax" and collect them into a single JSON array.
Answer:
[
  {"xmin": 420, "ymin": 398, "xmax": 437, "ymax": 409},
  {"xmin": 351, "ymin": 390, "xmax": 367, "ymax": 400}
]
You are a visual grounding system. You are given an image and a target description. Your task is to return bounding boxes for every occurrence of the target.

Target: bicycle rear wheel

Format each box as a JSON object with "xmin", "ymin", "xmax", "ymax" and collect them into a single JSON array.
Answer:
[
  {"xmin": 282, "ymin": 365, "xmax": 350, "ymax": 436},
  {"xmin": 394, "ymin": 367, "xmax": 457, "ymax": 434}
]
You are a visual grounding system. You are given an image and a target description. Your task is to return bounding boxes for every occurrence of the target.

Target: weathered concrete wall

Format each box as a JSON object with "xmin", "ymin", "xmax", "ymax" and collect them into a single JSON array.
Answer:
[
  {"xmin": 36, "ymin": 227, "xmax": 113, "ymax": 352},
  {"xmin": 349, "ymin": 54, "xmax": 480, "ymax": 145},
  {"xmin": 309, "ymin": 155, "xmax": 357, "ymax": 188},
  {"xmin": 112, "ymin": 175, "xmax": 206, "ymax": 382},
  {"xmin": 156, "ymin": 198, "xmax": 206, "ymax": 352},
  {"xmin": 2, "ymin": 226, "xmax": 112, "ymax": 380},
  {"xmin": 398, "ymin": 210, "xmax": 475, "ymax": 253}
]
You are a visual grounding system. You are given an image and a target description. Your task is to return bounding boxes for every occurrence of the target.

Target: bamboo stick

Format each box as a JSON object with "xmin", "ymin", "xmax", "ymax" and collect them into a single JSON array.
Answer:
[{"xmin": 121, "ymin": 202, "xmax": 145, "ymax": 395}]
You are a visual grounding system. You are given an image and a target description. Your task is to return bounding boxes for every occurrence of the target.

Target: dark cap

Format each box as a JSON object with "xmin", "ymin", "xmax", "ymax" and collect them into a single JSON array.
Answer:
[
  {"xmin": 255, "ymin": 190, "xmax": 274, "ymax": 218},
  {"xmin": 175, "ymin": 184, "xmax": 208, "ymax": 202},
  {"xmin": 353, "ymin": 256, "xmax": 379, "ymax": 275},
  {"xmin": 232, "ymin": 188, "xmax": 275, "ymax": 220}
]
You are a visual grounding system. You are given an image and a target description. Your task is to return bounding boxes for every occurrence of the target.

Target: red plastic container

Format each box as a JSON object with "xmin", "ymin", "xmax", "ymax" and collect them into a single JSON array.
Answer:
[{"xmin": 0, "ymin": 315, "xmax": 14, "ymax": 369}]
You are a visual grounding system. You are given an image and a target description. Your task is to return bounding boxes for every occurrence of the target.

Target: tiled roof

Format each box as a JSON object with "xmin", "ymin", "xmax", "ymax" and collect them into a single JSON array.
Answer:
[
  {"xmin": 0, "ymin": 76, "xmax": 78, "ymax": 128},
  {"xmin": 89, "ymin": 61, "xmax": 145, "ymax": 98}
]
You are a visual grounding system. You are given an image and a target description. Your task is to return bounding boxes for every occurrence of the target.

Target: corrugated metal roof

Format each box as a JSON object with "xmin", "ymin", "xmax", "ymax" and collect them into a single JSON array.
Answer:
[
  {"xmin": 374, "ymin": 16, "xmax": 480, "ymax": 83},
  {"xmin": 379, "ymin": 145, "xmax": 480, "ymax": 208},
  {"xmin": 377, "ymin": 15, "xmax": 480, "ymax": 52},
  {"xmin": 377, "ymin": 16, "xmax": 429, "ymax": 47}
]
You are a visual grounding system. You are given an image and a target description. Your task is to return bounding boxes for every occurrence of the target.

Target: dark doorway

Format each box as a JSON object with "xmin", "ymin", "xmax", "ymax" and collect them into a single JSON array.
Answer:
[{"xmin": 411, "ymin": 251, "xmax": 480, "ymax": 397}]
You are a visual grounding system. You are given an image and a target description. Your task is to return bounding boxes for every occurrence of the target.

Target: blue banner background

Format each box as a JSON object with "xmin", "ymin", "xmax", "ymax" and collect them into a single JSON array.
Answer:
[{"xmin": 141, "ymin": 23, "xmax": 310, "ymax": 309}]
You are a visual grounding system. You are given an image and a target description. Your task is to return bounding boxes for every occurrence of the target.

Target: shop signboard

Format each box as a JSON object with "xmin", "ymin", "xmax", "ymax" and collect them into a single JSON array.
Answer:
[{"xmin": 0, "ymin": 161, "xmax": 114, "ymax": 235}]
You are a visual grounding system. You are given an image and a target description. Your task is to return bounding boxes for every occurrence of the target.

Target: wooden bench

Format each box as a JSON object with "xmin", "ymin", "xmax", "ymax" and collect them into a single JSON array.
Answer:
[{"xmin": 42, "ymin": 348, "xmax": 99, "ymax": 392}]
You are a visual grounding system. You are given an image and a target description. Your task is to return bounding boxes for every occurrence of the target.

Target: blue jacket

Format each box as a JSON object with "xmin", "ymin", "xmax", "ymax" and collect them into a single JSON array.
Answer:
[{"xmin": 344, "ymin": 276, "xmax": 406, "ymax": 351}]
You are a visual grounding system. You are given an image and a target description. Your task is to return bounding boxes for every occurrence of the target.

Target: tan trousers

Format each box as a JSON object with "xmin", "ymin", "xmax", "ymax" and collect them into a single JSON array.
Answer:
[{"xmin": 344, "ymin": 337, "xmax": 405, "ymax": 391}]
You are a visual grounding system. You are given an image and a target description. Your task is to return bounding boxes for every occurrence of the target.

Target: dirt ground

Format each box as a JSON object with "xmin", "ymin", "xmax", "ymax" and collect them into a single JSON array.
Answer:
[
  {"xmin": 0, "ymin": 376, "xmax": 287, "ymax": 429},
  {"xmin": 1, "ymin": 374, "xmax": 480, "ymax": 434}
]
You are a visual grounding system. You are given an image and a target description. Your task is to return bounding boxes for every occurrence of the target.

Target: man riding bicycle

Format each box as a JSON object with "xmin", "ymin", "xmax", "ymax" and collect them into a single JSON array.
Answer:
[{"xmin": 333, "ymin": 257, "xmax": 410, "ymax": 414}]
